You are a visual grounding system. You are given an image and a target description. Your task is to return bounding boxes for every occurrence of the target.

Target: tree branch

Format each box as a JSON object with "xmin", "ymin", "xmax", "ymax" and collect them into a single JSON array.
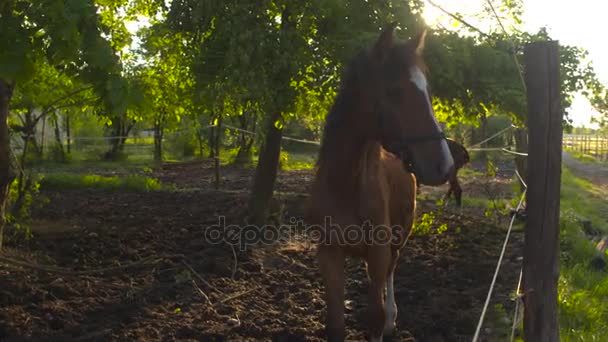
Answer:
[
  {"xmin": 34, "ymin": 96, "xmax": 98, "ymax": 125},
  {"xmin": 34, "ymin": 85, "xmax": 95, "ymax": 123},
  {"xmin": 425, "ymin": 0, "xmax": 491, "ymax": 39}
]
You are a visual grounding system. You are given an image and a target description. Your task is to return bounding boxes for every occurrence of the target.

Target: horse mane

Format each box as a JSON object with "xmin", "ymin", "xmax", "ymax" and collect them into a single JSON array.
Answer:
[{"xmin": 316, "ymin": 49, "xmax": 370, "ymax": 167}]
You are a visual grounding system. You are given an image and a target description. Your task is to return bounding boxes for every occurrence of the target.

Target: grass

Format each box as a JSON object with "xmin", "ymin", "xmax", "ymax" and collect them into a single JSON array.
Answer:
[
  {"xmin": 281, "ymin": 151, "xmax": 317, "ymax": 170},
  {"xmin": 560, "ymin": 167, "xmax": 608, "ymax": 227},
  {"xmin": 567, "ymin": 151, "xmax": 604, "ymax": 165},
  {"xmin": 35, "ymin": 159, "xmax": 157, "ymax": 175},
  {"xmin": 557, "ymin": 166, "xmax": 608, "ymax": 341},
  {"xmin": 39, "ymin": 173, "xmax": 168, "ymax": 192}
]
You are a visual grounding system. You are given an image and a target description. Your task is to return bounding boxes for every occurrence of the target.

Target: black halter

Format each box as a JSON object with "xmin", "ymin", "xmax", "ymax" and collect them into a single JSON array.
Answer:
[
  {"xmin": 384, "ymin": 131, "xmax": 446, "ymax": 152},
  {"xmin": 377, "ymin": 103, "xmax": 447, "ymax": 173}
]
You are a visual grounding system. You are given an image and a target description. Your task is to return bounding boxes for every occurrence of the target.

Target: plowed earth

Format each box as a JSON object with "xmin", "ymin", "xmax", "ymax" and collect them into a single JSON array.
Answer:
[{"xmin": 0, "ymin": 160, "xmax": 522, "ymax": 341}]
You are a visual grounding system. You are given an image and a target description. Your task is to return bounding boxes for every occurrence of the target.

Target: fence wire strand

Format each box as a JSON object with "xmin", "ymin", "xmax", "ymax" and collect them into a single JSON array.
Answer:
[{"xmin": 472, "ymin": 186, "xmax": 527, "ymax": 342}]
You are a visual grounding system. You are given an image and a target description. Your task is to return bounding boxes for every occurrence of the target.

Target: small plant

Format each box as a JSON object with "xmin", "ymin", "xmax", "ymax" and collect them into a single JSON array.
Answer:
[
  {"xmin": 278, "ymin": 150, "xmax": 289, "ymax": 170},
  {"xmin": 481, "ymin": 160, "xmax": 511, "ymax": 224},
  {"xmin": 413, "ymin": 211, "xmax": 448, "ymax": 235}
]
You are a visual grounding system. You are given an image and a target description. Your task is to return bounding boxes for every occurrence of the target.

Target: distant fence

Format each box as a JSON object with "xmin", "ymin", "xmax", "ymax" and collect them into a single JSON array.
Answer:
[
  {"xmin": 8, "ymin": 124, "xmax": 321, "ymax": 163},
  {"xmin": 563, "ymin": 134, "xmax": 608, "ymax": 160}
]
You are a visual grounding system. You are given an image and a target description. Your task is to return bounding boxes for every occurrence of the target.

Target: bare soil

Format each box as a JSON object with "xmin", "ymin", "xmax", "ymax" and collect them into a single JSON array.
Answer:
[{"xmin": 0, "ymin": 160, "xmax": 522, "ymax": 341}]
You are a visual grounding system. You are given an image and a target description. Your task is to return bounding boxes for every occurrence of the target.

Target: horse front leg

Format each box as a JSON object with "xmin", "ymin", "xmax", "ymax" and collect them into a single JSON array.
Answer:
[
  {"xmin": 383, "ymin": 249, "xmax": 400, "ymax": 337},
  {"xmin": 317, "ymin": 245, "xmax": 346, "ymax": 342},
  {"xmin": 450, "ymin": 177, "xmax": 463, "ymax": 207},
  {"xmin": 367, "ymin": 244, "xmax": 391, "ymax": 341}
]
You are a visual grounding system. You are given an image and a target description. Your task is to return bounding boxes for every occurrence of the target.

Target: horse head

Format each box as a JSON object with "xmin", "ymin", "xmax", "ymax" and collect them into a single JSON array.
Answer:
[{"xmin": 352, "ymin": 23, "xmax": 455, "ymax": 185}]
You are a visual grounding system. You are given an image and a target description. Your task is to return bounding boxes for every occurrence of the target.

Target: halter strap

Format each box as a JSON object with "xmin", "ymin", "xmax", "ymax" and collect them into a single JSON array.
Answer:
[
  {"xmin": 384, "ymin": 131, "xmax": 446, "ymax": 152},
  {"xmin": 377, "ymin": 105, "xmax": 447, "ymax": 174}
]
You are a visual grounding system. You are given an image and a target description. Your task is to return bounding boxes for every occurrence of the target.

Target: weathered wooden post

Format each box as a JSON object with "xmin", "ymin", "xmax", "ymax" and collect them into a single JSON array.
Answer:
[{"xmin": 522, "ymin": 40, "xmax": 562, "ymax": 342}]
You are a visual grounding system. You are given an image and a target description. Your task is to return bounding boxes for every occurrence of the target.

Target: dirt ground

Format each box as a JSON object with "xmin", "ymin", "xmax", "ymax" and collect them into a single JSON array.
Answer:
[{"xmin": 0, "ymin": 160, "xmax": 523, "ymax": 341}]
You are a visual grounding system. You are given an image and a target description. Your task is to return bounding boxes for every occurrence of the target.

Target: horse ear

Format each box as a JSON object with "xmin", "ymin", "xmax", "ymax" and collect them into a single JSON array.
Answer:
[
  {"xmin": 372, "ymin": 22, "xmax": 397, "ymax": 59},
  {"xmin": 412, "ymin": 29, "xmax": 427, "ymax": 55}
]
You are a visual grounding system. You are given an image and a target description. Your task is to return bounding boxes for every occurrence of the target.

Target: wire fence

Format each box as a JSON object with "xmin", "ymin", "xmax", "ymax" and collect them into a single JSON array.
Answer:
[{"xmin": 8, "ymin": 122, "xmax": 322, "ymax": 164}]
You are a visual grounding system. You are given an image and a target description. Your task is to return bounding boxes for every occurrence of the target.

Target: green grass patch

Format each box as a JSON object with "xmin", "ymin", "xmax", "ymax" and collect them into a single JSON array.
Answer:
[
  {"xmin": 39, "ymin": 173, "xmax": 168, "ymax": 192},
  {"xmin": 560, "ymin": 167, "xmax": 608, "ymax": 230},
  {"xmin": 568, "ymin": 151, "xmax": 602, "ymax": 165},
  {"xmin": 281, "ymin": 151, "xmax": 317, "ymax": 170},
  {"xmin": 458, "ymin": 166, "xmax": 485, "ymax": 178},
  {"xmin": 557, "ymin": 166, "xmax": 608, "ymax": 340},
  {"xmin": 35, "ymin": 159, "xmax": 157, "ymax": 175}
]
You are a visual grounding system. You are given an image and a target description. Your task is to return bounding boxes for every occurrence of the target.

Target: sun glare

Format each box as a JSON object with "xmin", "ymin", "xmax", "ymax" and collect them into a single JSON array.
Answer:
[{"xmin": 421, "ymin": 4, "xmax": 445, "ymax": 28}]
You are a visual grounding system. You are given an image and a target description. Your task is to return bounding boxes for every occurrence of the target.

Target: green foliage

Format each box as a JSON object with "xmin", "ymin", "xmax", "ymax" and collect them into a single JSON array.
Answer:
[
  {"xmin": 0, "ymin": 0, "xmax": 130, "ymax": 112},
  {"xmin": 278, "ymin": 150, "xmax": 289, "ymax": 170},
  {"xmin": 6, "ymin": 175, "xmax": 43, "ymax": 238},
  {"xmin": 164, "ymin": 131, "xmax": 199, "ymax": 159},
  {"xmin": 40, "ymin": 173, "xmax": 166, "ymax": 191},
  {"xmin": 280, "ymin": 151, "xmax": 317, "ymax": 170},
  {"xmin": 413, "ymin": 211, "xmax": 448, "ymax": 235}
]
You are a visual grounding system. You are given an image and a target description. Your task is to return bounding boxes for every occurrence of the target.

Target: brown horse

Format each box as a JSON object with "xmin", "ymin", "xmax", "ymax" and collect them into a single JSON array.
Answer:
[
  {"xmin": 306, "ymin": 24, "xmax": 454, "ymax": 341},
  {"xmin": 444, "ymin": 138, "xmax": 470, "ymax": 206},
  {"xmin": 417, "ymin": 138, "xmax": 470, "ymax": 206}
]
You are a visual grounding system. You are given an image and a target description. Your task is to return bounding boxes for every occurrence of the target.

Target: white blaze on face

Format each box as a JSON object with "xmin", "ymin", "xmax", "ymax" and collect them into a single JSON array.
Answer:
[
  {"xmin": 409, "ymin": 66, "xmax": 428, "ymax": 93},
  {"xmin": 409, "ymin": 66, "xmax": 454, "ymax": 173}
]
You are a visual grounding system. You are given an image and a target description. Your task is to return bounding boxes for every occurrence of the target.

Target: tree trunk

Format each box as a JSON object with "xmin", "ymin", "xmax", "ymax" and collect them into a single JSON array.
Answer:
[
  {"xmin": 21, "ymin": 110, "xmax": 41, "ymax": 158},
  {"xmin": 234, "ymin": 113, "xmax": 255, "ymax": 165},
  {"xmin": 196, "ymin": 126, "xmax": 205, "ymax": 158},
  {"xmin": 104, "ymin": 117, "xmax": 133, "ymax": 160},
  {"xmin": 247, "ymin": 111, "xmax": 283, "ymax": 226},
  {"xmin": 208, "ymin": 121, "xmax": 216, "ymax": 159},
  {"xmin": 53, "ymin": 114, "xmax": 66, "ymax": 161},
  {"xmin": 66, "ymin": 115, "xmax": 71, "ymax": 155},
  {"xmin": 214, "ymin": 115, "xmax": 222, "ymax": 189},
  {"xmin": 11, "ymin": 135, "xmax": 31, "ymax": 218},
  {"xmin": 247, "ymin": 8, "xmax": 292, "ymax": 226},
  {"xmin": 153, "ymin": 119, "xmax": 163, "ymax": 162},
  {"xmin": 0, "ymin": 79, "xmax": 15, "ymax": 248},
  {"xmin": 40, "ymin": 114, "xmax": 46, "ymax": 157}
]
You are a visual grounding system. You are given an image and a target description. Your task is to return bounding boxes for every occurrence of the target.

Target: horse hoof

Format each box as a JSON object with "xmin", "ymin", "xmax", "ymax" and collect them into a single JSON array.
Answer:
[{"xmin": 383, "ymin": 322, "xmax": 396, "ymax": 337}]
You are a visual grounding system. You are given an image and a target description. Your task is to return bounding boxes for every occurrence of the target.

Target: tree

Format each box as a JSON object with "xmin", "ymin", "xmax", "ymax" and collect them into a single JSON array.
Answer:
[
  {"xmin": 137, "ymin": 24, "xmax": 196, "ymax": 161},
  {"xmin": 0, "ymin": 0, "xmax": 128, "ymax": 246},
  {"xmin": 10, "ymin": 62, "xmax": 97, "ymax": 160}
]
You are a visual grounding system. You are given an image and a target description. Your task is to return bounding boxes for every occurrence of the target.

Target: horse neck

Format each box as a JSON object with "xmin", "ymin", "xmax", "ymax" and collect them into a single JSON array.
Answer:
[{"xmin": 318, "ymin": 126, "xmax": 381, "ymax": 195}]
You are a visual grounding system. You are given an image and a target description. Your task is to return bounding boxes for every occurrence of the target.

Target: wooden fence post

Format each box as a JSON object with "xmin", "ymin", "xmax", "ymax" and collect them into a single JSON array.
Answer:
[{"xmin": 522, "ymin": 40, "xmax": 562, "ymax": 342}]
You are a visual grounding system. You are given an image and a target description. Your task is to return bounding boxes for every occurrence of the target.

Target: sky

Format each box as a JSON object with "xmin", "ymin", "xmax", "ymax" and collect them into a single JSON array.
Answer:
[{"xmin": 421, "ymin": 0, "xmax": 607, "ymax": 128}]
